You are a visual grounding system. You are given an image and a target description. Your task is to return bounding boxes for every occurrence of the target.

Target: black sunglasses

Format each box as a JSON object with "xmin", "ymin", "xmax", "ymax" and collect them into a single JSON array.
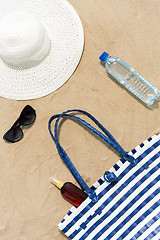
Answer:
[{"xmin": 3, "ymin": 105, "xmax": 36, "ymax": 143}]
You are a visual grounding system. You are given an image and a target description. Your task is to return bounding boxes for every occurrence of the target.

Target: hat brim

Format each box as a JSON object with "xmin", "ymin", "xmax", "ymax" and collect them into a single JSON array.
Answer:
[{"xmin": 0, "ymin": 0, "xmax": 84, "ymax": 100}]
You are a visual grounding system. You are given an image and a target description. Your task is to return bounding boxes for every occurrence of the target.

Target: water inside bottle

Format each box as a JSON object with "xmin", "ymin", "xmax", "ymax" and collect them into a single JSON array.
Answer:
[
  {"xmin": 109, "ymin": 61, "xmax": 129, "ymax": 83},
  {"xmin": 109, "ymin": 61, "xmax": 157, "ymax": 104}
]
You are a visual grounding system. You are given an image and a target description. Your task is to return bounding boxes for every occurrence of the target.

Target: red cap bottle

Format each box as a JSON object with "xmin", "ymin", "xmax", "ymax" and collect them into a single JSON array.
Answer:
[{"xmin": 50, "ymin": 177, "xmax": 88, "ymax": 207}]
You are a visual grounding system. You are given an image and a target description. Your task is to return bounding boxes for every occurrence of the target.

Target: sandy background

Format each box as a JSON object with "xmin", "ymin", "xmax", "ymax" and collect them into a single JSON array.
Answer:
[{"xmin": 0, "ymin": 0, "xmax": 160, "ymax": 239}]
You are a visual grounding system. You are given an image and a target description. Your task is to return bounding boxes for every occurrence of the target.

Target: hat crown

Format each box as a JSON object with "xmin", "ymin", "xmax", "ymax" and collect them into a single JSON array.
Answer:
[{"xmin": 0, "ymin": 11, "xmax": 51, "ymax": 68}]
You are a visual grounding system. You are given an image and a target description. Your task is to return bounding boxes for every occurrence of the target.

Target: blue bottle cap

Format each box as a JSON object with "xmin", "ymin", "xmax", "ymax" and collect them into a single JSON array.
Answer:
[{"xmin": 99, "ymin": 52, "xmax": 109, "ymax": 62}]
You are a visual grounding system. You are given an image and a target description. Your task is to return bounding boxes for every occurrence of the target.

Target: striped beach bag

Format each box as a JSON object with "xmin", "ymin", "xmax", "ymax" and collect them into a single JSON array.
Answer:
[{"xmin": 48, "ymin": 109, "xmax": 160, "ymax": 240}]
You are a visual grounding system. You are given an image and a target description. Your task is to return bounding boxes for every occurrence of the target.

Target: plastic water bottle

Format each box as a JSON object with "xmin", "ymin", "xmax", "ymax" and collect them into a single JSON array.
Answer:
[{"xmin": 99, "ymin": 52, "xmax": 160, "ymax": 105}]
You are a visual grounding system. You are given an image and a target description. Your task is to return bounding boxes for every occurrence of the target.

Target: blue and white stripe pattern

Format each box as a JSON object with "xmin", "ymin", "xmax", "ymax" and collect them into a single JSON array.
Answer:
[{"xmin": 58, "ymin": 134, "xmax": 160, "ymax": 240}]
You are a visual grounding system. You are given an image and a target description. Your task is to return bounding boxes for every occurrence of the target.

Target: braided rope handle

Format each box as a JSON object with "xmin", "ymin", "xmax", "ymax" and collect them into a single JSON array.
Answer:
[{"xmin": 48, "ymin": 109, "xmax": 137, "ymax": 201}]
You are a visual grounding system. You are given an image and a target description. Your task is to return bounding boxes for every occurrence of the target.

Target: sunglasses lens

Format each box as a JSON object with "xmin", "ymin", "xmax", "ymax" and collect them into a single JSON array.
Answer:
[
  {"xmin": 19, "ymin": 105, "xmax": 36, "ymax": 125},
  {"xmin": 3, "ymin": 126, "xmax": 23, "ymax": 143}
]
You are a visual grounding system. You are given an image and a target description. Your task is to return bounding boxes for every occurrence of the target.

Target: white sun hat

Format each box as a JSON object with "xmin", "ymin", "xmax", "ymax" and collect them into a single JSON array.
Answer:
[{"xmin": 0, "ymin": 0, "xmax": 84, "ymax": 100}]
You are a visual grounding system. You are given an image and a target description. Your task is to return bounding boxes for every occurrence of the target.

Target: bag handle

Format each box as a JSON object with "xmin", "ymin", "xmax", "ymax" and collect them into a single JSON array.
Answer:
[{"xmin": 48, "ymin": 109, "xmax": 137, "ymax": 202}]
